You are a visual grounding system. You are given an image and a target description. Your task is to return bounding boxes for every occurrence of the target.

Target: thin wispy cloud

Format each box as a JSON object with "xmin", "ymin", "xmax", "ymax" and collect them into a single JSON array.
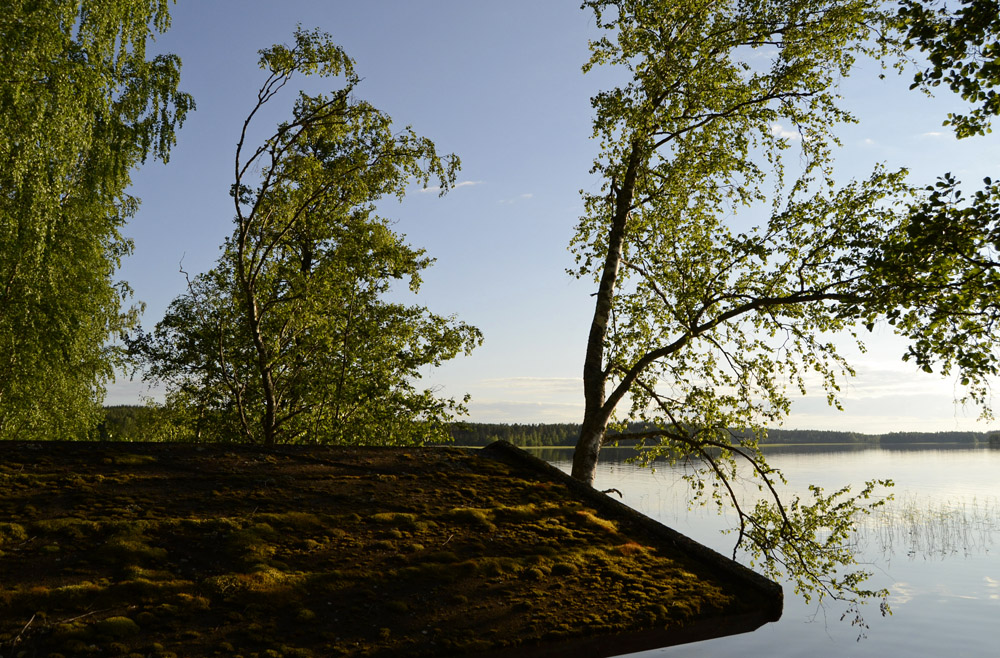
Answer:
[
  {"xmin": 788, "ymin": 393, "xmax": 984, "ymax": 433},
  {"xmin": 920, "ymin": 131, "xmax": 955, "ymax": 141},
  {"xmin": 774, "ymin": 360, "xmax": 959, "ymax": 402},
  {"xmin": 479, "ymin": 376, "xmax": 580, "ymax": 393},
  {"xmin": 498, "ymin": 193, "xmax": 534, "ymax": 205}
]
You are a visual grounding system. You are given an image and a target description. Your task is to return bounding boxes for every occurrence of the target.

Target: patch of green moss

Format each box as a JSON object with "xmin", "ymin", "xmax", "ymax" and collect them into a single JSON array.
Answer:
[
  {"xmin": 477, "ymin": 556, "xmax": 525, "ymax": 577},
  {"xmin": 117, "ymin": 576, "xmax": 194, "ymax": 601},
  {"xmin": 0, "ymin": 442, "xmax": 771, "ymax": 658},
  {"xmin": 205, "ymin": 564, "xmax": 303, "ymax": 597},
  {"xmin": 524, "ymin": 566, "xmax": 550, "ymax": 580},
  {"xmin": 227, "ymin": 523, "xmax": 279, "ymax": 564},
  {"xmin": 422, "ymin": 550, "xmax": 459, "ymax": 563},
  {"xmin": 135, "ymin": 611, "xmax": 156, "ymax": 626},
  {"xmin": 443, "ymin": 507, "xmax": 496, "ymax": 530},
  {"xmin": 51, "ymin": 580, "xmax": 108, "ymax": 605},
  {"xmin": 369, "ymin": 512, "xmax": 430, "ymax": 532},
  {"xmin": 30, "ymin": 517, "xmax": 101, "ymax": 541},
  {"xmin": 94, "ymin": 616, "xmax": 141, "ymax": 638},
  {"xmin": 52, "ymin": 620, "xmax": 89, "ymax": 641},
  {"xmin": 173, "ymin": 592, "xmax": 211, "ymax": 611},
  {"xmin": 0, "ymin": 521, "xmax": 27, "ymax": 545},
  {"xmin": 575, "ymin": 509, "xmax": 619, "ymax": 534},
  {"xmin": 551, "ymin": 562, "xmax": 579, "ymax": 576},
  {"xmin": 494, "ymin": 503, "xmax": 546, "ymax": 522},
  {"xmin": 101, "ymin": 532, "xmax": 168, "ymax": 564}
]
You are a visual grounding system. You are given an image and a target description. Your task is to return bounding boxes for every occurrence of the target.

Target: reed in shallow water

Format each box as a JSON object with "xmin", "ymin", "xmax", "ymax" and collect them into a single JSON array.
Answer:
[{"xmin": 855, "ymin": 495, "xmax": 1000, "ymax": 560}]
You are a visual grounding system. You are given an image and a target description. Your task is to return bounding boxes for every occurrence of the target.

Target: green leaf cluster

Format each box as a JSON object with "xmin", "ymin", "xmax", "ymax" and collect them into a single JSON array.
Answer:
[
  {"xmin": 872, "ymin": 0, "xmax": 1000, "ymax": 414},
  {"xmin": 0, "ymin": 1, "xmax": 192, "ymax": 440},
  {"xmin": 865, "ymin": 173, "xmax": 1000, "ymax": 412},
  {"xmin": 900, "ymin": 0, "xmax": 1000, "ymax": 137}
]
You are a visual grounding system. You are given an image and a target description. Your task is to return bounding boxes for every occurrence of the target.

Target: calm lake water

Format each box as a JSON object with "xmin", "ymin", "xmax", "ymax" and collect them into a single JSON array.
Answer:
[{"xmin": 538, "ymin": 445, "xmax": 1000, "ymax": 657}]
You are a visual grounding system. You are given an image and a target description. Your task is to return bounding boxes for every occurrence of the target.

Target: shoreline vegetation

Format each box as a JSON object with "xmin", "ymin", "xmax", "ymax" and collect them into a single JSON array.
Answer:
[{"xmin": 98, "ymin": 405, "xmax": 1000, "ymax": 449}]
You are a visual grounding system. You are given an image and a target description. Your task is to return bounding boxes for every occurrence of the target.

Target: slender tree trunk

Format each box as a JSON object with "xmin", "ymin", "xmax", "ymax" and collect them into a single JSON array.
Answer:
[
  {"xmin": 572, "ymin": 143, "xmax": 643, "ymax": 485},
  {"xmin": 235, "ymin": 233, "xmax": 279, "ymax": 447}
]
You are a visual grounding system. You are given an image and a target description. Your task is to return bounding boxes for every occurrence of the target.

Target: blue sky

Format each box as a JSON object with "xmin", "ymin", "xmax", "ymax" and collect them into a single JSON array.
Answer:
[{"xmin": 113, "ymin": 1, "xmax": 1000, "ymax": 433}]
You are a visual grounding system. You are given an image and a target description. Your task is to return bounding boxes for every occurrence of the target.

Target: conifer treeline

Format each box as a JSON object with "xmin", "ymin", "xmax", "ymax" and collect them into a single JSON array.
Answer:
[
  {"xmin": 99, "ymin": 406, "xmax": 999, "ymax": 447},
  {"xmin": 449, "ymin": 423, "xmax": 581, "ymax": 447},
  {"xmin": 450, "ymin": 423, "xmax": 1000, "ymax": 447}
]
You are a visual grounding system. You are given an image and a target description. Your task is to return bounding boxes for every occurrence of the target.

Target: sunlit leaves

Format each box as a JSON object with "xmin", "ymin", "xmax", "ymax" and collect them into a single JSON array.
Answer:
[
  {"xmin": 900, "ymin": 0, "xmax": 1000, "ymax": 137},
  {"xmin": 572, "ymin": 0, "xmax": 908, "ymax": 620},
  {"xmin": 574, "ymin": 0, "xmax": 1000, "ymax": 627},
  {"xmin": 0, "ymin": 1, "xmax": 191, "ymax": 439},
  {"xmin": 865, "ymin": 173, "xmax": 1000, "ymax": 415},
  {"xmin": 740, "ymin": 479, "xmax": 895, "ymax": 632},
  {"xmin": 258, "ymin": 26, "xmax": 355, "ymax": 79},
  {"xmin": 139, "ymin": 29, "xmax": 480, "ymax": 447}
]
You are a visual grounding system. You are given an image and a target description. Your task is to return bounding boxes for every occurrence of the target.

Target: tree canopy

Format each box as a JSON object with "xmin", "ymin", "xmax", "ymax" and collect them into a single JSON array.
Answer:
[
  {"xmin": 136, "ymin": 28, "xmax": 481, "ymax": 447},
  {"xmin": 0, "ymin": 1, "xmax": 192, "ymax": 440},
  {"xmin": 567, "ymin": 0, "xmax": 999, "ymax": 622},
  {"xmin": 871, "ymin": 0, "xmax": 1000, "ymax": 400}
]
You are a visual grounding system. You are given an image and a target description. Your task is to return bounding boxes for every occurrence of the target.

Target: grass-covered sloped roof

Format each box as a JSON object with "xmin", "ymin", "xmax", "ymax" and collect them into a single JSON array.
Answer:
[{"xmin": 0, "ymin": 440, "xmax": 780, "ymax": 657}]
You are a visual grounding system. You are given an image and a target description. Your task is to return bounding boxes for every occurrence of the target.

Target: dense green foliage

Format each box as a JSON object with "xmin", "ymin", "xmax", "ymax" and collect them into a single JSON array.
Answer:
[
  {"xmin": 98, "ymin": 405, "xmax": 162, "ymax": 441},
  {"xmin": 0, "ymin": 1, "xmax": 192, "ymax": 440},
  {"xmin": 864, "ymin": 0, "xmax": 1000, "ymax": 405},
  {"xmin": 900, "ymin": 0, "xmax": 1000, "ymax": 137},
  {"xmin": 566, "ymin": 0, "xmax": 1000, "ymax": 625},
  {"xmin": 864, "ymin": 173, "xmax": 1000, "ymax": 408},
  {"xmin": 135, "ymin": 29, "xmax": 481, "ymax": 446},
  {"xmin": 572, "ymin": 0, "xmax": 905, "ymax": 479}
]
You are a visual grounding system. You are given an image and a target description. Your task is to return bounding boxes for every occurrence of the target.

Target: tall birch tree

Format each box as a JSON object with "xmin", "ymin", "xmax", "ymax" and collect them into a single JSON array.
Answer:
[
  {"xmin": 138, "ymin": 29, "xmax": 481, "ymax": 447},
  {"xmin": 568, "ymin": 0, "xmax": 918, "ymax": 618},
  {"xmin": 0, "ymin": 1, "xmax": 192, "ymax": 440},
  {"xmin": 569, "ymin": 0, "xmax": 1000, "ymax": 623}
]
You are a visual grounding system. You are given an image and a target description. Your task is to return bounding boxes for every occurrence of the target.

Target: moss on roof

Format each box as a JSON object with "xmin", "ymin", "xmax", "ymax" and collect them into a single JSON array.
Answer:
[{"xmin": 0, "ymin": 440, "xmax": 780, "ymax": 657}]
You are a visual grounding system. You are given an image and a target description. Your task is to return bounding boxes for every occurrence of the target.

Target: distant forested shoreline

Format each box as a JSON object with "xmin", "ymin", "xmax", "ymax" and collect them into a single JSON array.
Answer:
[
  {"xmin": 98, "ymin": 405, "xmax": 999, "ymax": 448},
  {"xmin": 447, "ymin": 422, "xmax": 1000, "ymax": 448}
]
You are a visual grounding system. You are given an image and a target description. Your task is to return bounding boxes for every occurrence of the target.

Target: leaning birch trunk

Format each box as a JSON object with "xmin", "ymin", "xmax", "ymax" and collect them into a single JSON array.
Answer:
[{"xmin": 572, "ymin": 144, "xmax": 642, "ymax": 485}]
